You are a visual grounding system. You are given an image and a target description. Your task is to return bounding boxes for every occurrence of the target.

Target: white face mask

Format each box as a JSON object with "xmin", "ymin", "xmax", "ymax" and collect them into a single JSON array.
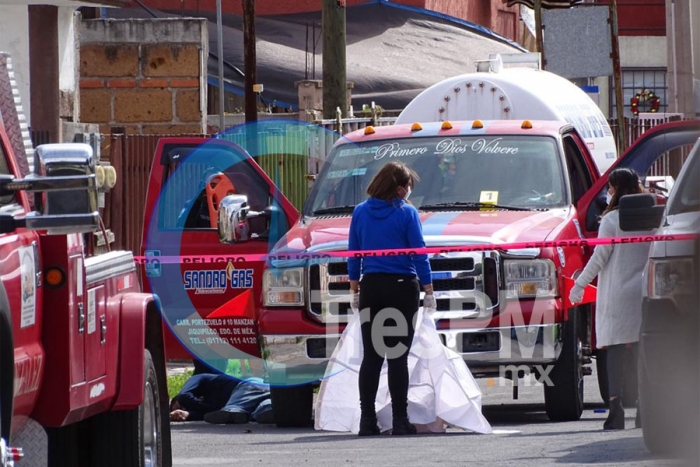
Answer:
[
  {"xmin": 605, "ymin": 193, "xmax": 612, "ymax": 204},
  {"xmin": 404, "ymin": 186, "xmax": 412, "ymax": 200}
]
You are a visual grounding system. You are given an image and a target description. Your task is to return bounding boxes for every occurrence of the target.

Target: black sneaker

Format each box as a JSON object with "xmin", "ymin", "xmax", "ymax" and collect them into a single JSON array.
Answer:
[
  {"xmin": 603, "ymin": 399, "xmax": 625, "ymax": 430},
  {"xmin": 358, "ymin": 417, "xmax": 381, "ymax": 436},
  {"xmin": 253, "ymin": 410, "xmax": 275, "ymax": 425},
  {"xmin": 204, "ymin": 410, "xmax": 249, "ymax": 425},
  {"xmin": 391, "ymin": 417, "xmax": 417, "ymax": 436}
]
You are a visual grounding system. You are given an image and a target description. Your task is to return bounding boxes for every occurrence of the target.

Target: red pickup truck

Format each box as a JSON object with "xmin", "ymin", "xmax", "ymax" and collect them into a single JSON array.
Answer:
[
  {"xmin": 142, "ymin": 118, "xmax": 700, "ymax": 429},
  {"xmin": 0, "ymin": 99, "xmax": 171, "ymax": 466}
]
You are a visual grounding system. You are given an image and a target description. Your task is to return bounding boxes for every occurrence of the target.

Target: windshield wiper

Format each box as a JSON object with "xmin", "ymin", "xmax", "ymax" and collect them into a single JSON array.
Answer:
[
  {"xmin": 312, "ymin": 205, "xmax": 356, "ymax": 215},
  {"xmin": 419, "ymin": 202, "xmax": 535, "ymax": 212}
]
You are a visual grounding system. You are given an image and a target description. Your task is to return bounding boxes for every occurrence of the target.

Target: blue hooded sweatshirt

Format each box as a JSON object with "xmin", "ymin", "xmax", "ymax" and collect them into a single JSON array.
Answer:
[{"xmin": 347, "ymin": 197, "xmax": 432, "ymax": 285}]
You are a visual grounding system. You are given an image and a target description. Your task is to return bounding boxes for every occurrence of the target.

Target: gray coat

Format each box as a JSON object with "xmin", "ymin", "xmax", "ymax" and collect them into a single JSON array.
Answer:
[{"xmin": 575, "ymin": 210, "xmax": 653, "ymax": 348}]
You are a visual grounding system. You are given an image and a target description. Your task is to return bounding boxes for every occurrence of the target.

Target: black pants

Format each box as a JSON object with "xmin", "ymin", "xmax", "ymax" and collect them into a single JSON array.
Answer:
[
  {"xmin": 358, "ymin": 273, "xmax": 420, "ymax": 420},
  {"xmin": 607, "ymin": 343, "xmax": 638, "ymax": 400}
]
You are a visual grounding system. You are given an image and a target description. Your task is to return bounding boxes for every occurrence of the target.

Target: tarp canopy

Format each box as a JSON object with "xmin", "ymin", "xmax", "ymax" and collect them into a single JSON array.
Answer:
[{"xmin": 108, "ymin": 1, "xmax": 524, "ymax": 110}]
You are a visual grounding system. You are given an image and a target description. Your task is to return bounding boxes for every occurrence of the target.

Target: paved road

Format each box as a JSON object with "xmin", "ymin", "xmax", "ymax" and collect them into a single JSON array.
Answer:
[{"xmin": 170, "ymin": 371, "xmax": 696, "ymax": 466}]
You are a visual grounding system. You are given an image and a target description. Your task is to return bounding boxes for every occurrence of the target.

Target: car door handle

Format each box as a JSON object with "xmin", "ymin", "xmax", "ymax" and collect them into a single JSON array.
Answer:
[
  {"xmin": 32, "ymin": 241, "xmax": 41, "ymax": 288},
  {"xmin": 100, "ymin": 315, "xmax": 107, "ymax": 345},
  {"xmin": 78, "ymin": 303, "xmax": 85, "ymax": 334}
]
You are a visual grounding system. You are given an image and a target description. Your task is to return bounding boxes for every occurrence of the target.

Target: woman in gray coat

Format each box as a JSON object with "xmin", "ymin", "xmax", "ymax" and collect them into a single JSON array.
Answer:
[{"xmin": 569, "ymin": 168, "xmax": 653, "ymax": 430}]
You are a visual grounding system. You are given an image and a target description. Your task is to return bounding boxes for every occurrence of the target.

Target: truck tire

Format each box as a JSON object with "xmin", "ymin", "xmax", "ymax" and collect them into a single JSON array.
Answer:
[
  {"xmin": 544, "ymin": 309, "xmax": 584, "ymax": 421},
  {"xmin": 270, "ymin": 385, "xmax": 313, "ymax": 428},
  {"xmin": 89, "ymin": 349, "xmax": 163, "ymax": 467}
]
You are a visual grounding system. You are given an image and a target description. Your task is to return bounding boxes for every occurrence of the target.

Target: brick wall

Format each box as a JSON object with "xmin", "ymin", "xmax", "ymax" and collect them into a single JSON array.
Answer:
[{"xmin": 79, "ymin": 18, "xmax": 208, "ymax": 135}]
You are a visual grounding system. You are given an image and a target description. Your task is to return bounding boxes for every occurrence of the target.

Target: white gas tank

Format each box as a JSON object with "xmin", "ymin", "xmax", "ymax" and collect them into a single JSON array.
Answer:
[{"xmin": 397, "ymin": 55, "xmax": 618, "ymax": 174}]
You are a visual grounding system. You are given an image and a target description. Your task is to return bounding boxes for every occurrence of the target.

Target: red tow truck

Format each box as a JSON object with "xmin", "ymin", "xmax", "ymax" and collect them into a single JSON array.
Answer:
[
  {"xmin": 142, "ymin": 118, "xmax": 700, "ymax": 429},
  {"xmin": 0, "ymin": 69, "xmax": 171, "ymax": 466}
]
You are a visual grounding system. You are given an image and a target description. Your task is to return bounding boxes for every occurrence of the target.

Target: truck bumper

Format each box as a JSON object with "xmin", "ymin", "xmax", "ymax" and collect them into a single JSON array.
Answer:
[
  {"xmin": 261, "ymin": 334, "xmax": 342, "ymax": 385},
  {"xmin": 261, "ymin": 322, "xmax": 562, "ymax": 382}
]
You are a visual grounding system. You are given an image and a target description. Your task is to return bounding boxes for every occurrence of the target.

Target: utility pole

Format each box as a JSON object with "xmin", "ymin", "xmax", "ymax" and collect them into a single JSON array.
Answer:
[
  {"xmin": 322, "ymin": 0, "xmax": 347, "ymax": 119},
  {"xmin": 243, "ymin": 0, "xmax": 257, "ymax": 123},
  {"xmin": 609, "ymin": 0, "xmax": 626, "ymax": 152}
]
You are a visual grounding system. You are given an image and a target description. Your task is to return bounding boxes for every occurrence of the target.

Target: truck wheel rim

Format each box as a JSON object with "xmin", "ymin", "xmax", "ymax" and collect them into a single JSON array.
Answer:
[
  {"xmin": 143, "ymin": 380, "xmax": 159, "ymax": 467},
  {"xmin": 577, "ymin": 340, "xmax": 584, "ymax": 395}
]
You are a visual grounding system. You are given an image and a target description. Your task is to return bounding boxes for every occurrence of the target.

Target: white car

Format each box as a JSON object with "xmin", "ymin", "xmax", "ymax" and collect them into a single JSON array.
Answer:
[{"xmin": 620, "ymin": 134, "xmax": 700, "ymax": 457}]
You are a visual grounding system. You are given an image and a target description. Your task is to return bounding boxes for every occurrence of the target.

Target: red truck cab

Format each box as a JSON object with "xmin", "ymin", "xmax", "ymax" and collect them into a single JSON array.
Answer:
[
  {"xmin": 140, "ymin": 138, "xmax": 299, "ymax": 372},
  {"xmin": 143, "ymin": 118, "xmax": 700, "ymax": 429},
  {"xmin": 0, "ymin": 118, "xmax": 171, "ymax": 466}
]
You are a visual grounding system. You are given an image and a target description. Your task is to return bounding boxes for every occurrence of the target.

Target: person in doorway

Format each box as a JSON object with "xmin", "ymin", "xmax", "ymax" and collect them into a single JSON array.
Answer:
[
  {"xmin": 347, "ymin": 161, "xmax": 436, "ymax": 436},
  {"xmin": 569, "ymin": 167, "xmax": 652, "ymax": 430},
  {"xmin": 169, "ymin": 373, "xmax": 274, "ymax": 425}
]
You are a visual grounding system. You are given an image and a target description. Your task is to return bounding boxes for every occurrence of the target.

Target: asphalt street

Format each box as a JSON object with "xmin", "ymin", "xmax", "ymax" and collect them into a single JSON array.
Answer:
[{"xmin": 170, "ymin": 367, "xmax": 698, "ymax": 466}]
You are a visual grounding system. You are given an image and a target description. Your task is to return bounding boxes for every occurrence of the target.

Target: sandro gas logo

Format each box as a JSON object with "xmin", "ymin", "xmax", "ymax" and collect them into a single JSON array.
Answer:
[{"xmin": 183, "ymin": 261, "xmax": 254, "ymax": 294}]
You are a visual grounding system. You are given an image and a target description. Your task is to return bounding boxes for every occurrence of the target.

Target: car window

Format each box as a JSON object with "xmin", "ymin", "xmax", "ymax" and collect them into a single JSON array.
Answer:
[
  {"xmin": 668, "ymin": 144, "xmax": 700, "ymax": 215},
  {"xmin": 563, "ymin": 134, "xmax": 593, "ymax": 204},
  {"xmin": 158, "ymin": 145, "xmax": 271, "ymax": 232}
]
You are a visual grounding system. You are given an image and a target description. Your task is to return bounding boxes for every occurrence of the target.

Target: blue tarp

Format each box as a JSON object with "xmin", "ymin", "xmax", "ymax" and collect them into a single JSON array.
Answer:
[{"xmin": 109, "ymin": 0, "xmax": 524, "ymax": 110}]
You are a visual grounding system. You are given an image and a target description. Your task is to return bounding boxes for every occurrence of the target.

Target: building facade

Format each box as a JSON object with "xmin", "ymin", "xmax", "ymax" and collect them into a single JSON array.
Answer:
[
  {"xmin": 0, "ymin": 1, "xmax": 131, "ymax": 142},
  {"xmin": 593, "ymin": 0, "xmax": 698, "ymax": 118}
]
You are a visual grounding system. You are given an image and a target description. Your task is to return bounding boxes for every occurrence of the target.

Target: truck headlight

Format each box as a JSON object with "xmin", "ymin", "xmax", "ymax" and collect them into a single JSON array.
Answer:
[
  {"xmin": 504, "ymin": 259, "xmax": 557, "ymax": 299},
  {"xmin": 263, "ymin": 267, "xmax": 304, "ymax": 306},
  {"xmin": 648, "ymin": 258, "xmax": 694, "ymax": 300}
]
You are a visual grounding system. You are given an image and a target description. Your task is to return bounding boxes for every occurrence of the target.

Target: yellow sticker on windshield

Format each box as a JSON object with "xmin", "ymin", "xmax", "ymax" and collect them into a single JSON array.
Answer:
[
  {"xmin": 479, "ymin": 191, "xmax": 499, "ymax": 204},
  {"xmin": 479, "ymin": 191, "xmax": 498, "ymax": 211}
]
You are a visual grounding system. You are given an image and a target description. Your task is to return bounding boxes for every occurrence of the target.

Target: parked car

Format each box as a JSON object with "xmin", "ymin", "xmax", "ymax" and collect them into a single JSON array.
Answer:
[{"xmin": 619, "ymin": 134, "xmax": 700, "ymax": 457}]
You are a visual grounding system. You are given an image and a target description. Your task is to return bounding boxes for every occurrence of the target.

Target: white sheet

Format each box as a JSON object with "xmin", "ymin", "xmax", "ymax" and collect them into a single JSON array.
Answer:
[{"xmin": 314, "ymin": 308, "xmax": 492, "ymax": 434}]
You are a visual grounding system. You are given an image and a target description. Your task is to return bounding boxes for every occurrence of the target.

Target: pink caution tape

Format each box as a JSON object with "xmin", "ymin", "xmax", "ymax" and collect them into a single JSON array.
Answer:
[{"xmin": 134, "ymin": 233, "xmax": 700, "ymax": 264}]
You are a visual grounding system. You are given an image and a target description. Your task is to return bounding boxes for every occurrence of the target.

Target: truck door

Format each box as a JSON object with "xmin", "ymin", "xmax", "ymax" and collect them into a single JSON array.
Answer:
[
  {"xmin": 0, "ymin": 125, "xmax": 43, "ymax": 420},
  {"xmin": 577, "ymin": 120, "xmax": 700, "ymax": 237},
  {"xmin": 141, "ymin": 138, "xmax": 299, "ymax": 366}
]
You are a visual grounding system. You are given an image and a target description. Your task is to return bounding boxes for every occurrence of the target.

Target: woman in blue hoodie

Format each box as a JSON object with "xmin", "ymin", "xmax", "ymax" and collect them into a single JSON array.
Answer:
[{"xmin": 348, "ymin": 161, "xmax": 436, "ymax": 436}]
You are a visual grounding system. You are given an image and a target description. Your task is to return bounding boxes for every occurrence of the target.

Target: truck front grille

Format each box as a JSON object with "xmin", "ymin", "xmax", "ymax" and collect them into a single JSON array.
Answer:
[{"xmin": 308, "ymin": 253, "xmax": 499, "ymax": 323}]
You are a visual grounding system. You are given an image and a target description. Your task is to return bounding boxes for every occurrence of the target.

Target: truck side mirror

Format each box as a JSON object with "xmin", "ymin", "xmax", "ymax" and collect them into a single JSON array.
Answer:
[
  {"xmin": 218, "ymin": 194, "xmax": 252, "ymax": 243},
  {"xmin": 619, "ymin": 193, "xmax": 664, "ymax": 231},
  {"xmin": 0, "ymin": 143, "xmax": 105, "ymax": 234}
]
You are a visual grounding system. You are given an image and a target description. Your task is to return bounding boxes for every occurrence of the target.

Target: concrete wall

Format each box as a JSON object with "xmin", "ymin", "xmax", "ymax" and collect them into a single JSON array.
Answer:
[
  {"xmin": 0, "ymin": 5, "xmax": 83, "ymax": 129},
  {"xmin": 79, "ymin": 18, "xmax": 208, "ymax": 135},
  {"xmin": 620, "ymin": 36, "xmax": 667, "ymax": 68},
  {"xmin": 0, "ymin": 5, "xmax": 31, "ymax": 124},
  {"xmin": 58, "ymin": 7, "xmax": 79, "ymax": 121},
  {"xmin": 694, "ymin": 0, "xmax": 700, "ymax": 77},
  {"xmin": 691, "ymin": 0, "xmax": 699, "ymax": 115},
  {"xmin": 666, "ymin": 0, "xmax": 695, "ymax": 116}
]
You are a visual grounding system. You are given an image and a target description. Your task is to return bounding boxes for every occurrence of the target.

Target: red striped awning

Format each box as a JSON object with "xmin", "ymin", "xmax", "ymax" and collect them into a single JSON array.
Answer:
[{"xmin": 504, "ymin": 0, "xmax": 583, "ymax": 8}]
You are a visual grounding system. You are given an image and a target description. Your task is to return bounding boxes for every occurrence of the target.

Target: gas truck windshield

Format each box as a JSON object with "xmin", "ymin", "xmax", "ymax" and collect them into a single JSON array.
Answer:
[{"xmin": 306, "ymin": 135, "xmax": 568, "ymax": 215}]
